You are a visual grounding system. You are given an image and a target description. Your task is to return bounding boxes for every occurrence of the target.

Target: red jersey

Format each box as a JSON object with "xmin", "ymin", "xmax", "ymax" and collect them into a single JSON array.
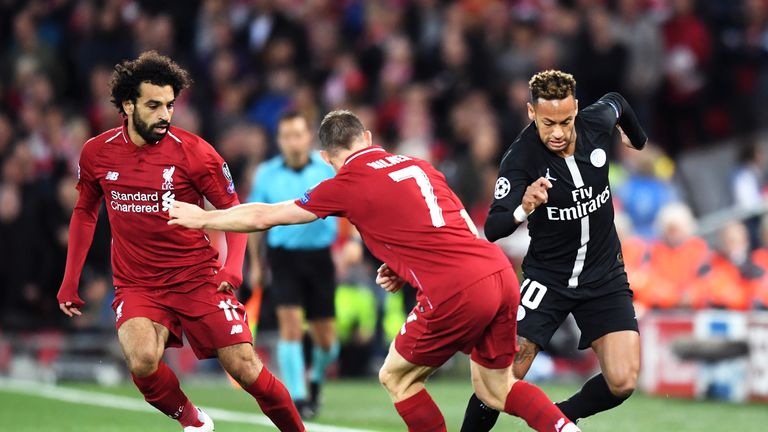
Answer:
[
  {"xmin": 68, "ymin": 124, "xmax": 240, "ymax": 290},
  {"xmin": 296, "ymin": 146, "xmax": 510, "ymax": 307}
]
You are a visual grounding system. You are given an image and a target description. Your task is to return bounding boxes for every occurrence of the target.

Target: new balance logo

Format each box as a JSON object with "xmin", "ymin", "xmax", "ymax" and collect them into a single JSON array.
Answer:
[
  {"xmin": 161, "ymin": 191, "xmax": 175, "ymax": 212},
  {"xmin": 230, "ymin": 324, "xmax": 243, "ymax": 335},
  {"xmin": 106, "ymin": 171, "xmax": 119, "ymax": 181}
]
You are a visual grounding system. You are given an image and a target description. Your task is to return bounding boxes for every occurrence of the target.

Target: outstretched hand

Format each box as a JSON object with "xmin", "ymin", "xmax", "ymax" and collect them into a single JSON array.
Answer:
[
  {"xmin": 376, "ymin": 263, "xmax": 406, "ymax": 293},
  {"xmin": 168, "ymin": 201, "xmax": 207, "ymax": 229}
]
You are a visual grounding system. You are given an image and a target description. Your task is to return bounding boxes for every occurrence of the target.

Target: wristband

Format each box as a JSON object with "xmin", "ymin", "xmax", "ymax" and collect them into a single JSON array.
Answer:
[{"xmin": 513, "ymin": 205, "xmax": 531, "ymax": 223}]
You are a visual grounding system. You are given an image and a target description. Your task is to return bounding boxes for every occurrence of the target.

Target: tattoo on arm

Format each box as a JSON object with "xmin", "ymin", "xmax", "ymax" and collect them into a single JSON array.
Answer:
[{"xmin": 514, "ymin": 337, "xmax": 540, "ymax": 365}]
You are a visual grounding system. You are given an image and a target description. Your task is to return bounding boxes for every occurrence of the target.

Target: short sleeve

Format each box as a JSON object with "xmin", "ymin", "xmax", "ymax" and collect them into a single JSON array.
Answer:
[
  {"xmin": 295, "ymin": 173, "xmax": 350, "ymax": 219},
  {"xmin": 188, "ymin": 139, "xmax": 240, "ymax": 209}
]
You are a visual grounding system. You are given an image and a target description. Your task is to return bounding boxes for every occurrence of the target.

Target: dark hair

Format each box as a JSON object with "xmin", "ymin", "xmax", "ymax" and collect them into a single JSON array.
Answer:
[
  {"xmin": 318, "ymin": 110, "xmax": 365, "ymax": 154},
  {"xmin": 278, "ymin": 110, "xmax": 307, "ymax": 124},
  {"xmin": 529, "ymin": 70, "xmax": 576, "ymax": 101},
  {"xmin": 109, "ymin": 51, "xmax": 192, "ymax": 115}
]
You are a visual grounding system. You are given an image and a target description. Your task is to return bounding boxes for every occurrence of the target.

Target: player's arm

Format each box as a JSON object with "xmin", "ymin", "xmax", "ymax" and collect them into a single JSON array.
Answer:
[
  {"xmin": 247, "ymin": 231, "xmax": 264, "ymax": 287},
  {"xmin": 169, "ymin": 200, "xmax": 318, "ymax": 232},
  {"xmin": 595, "ymin": 92, "xmax": 648, "ymax": 150},
  {"xmin": 58, "ymin": 163, "xmax": 103, "ymax": 317},
  {"xmin": 485, "ymin": 177, "xmax": 552, "ymax": 241}
]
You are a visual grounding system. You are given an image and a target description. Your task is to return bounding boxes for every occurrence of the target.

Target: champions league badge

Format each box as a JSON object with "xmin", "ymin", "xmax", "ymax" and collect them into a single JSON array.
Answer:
[{"xmin": 494, "ymin": 177, "xmax": 511, "ymax": 199}]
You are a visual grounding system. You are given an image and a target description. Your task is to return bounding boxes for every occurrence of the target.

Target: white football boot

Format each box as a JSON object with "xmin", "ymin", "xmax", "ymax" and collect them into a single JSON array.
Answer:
[{"xmin": 183, "ymin": 408, "xmax": 214, "ymax": 432}]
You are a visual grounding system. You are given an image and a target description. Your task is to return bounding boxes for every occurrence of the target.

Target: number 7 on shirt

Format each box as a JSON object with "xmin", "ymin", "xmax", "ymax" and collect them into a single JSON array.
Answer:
[{"xmin": 388, "ymin": 165, "xmax": 479, "ymax": 236}]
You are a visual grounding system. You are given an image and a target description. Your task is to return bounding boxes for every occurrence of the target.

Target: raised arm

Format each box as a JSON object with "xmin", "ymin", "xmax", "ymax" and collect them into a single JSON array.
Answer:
[
  {"xmin": 597, "ymin": 92, "xmax": 647, "ymax": 150},
  {"xmin": 168, "ymin": 200, "xmax": 319, "ymax": 232}
]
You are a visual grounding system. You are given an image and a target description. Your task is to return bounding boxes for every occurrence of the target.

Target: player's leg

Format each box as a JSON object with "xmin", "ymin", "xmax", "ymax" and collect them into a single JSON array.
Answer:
[
  {"xmin": 118, "ymin": 317, "xmax": 208, "ymax": 429},
  {"xmin": 217, "ymin": 342, "xmax": 304, "ymax": 432},
  {"xmin": 305, "ymin": 254, "xmax": 339, "ymax": 416},
  {"xmin": 470, "ymin": 361, "xmax": 579, "ymax": 432},
  {"xmin": 307, "ymin": 318, "xmax": 338, "ymax": 414},
  {"xmin": 378, "ymin": 341, "xmax": 445, "ymax": 431},
  {"xmin": 556, "ymin": 286, "xmax": 640, "ymax": 422},
  {"xmin": 462, "ymin": 275, "xmax": 568, "ymax": 432}
]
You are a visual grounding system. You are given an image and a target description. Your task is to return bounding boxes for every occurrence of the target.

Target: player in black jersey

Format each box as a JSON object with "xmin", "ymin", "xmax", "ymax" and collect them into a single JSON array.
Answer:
[{"xmin": 461, "ymin": 70, "xmax": 648, "ymax": 431}]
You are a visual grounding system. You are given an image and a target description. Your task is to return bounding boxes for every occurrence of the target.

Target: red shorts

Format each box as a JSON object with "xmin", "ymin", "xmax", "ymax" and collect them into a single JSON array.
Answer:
[
  {"xmin": 111, "ymin": 282, "xmax": 252, "ymax": 359},
  {"xmin": 395, "ymin": 267, "xmax": 520, "ymax": 369}
]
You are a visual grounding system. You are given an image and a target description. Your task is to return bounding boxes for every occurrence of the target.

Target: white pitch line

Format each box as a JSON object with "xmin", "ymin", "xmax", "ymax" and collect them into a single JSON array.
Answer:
[{"xmin": 0, "ymin": 378, "xmax": 377, "ymax": 432}]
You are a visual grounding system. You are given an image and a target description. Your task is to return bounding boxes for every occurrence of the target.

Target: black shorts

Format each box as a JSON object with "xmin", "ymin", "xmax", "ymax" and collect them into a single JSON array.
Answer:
[
  {"xmin": 516, "ymin": 273, "xmax": 638, "ymax": 350},
  {"xmin": 266, "ymin": 247, "xmax": 336, "ymax": 320}
]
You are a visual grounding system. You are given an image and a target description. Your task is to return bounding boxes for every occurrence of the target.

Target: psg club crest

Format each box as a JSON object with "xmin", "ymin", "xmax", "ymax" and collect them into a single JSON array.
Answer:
[
  {"xmin": 222, "ymin": 163, "xmax": 235, "ymax": 194},
  {"xmin": 494, "ymin": 177, "xmax": 511, "ymax": 199}
]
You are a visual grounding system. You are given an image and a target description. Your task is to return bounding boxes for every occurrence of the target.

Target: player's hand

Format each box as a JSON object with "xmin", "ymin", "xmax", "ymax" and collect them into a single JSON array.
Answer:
[
  {"xmin": 521, "ymin": 177, "xmax": 552, "ymax": 214},
  {"xmin": 617, "ymin": 125, "xmax": 632, "ymax": 149},
  {"xmin": 168, "ymin": 201, "xmax": 207, "ymax": 229},
  {"xmin": 376, "ymin": 264, "xmax": 406, "ymax": 293},
  {"xmin": 215, "ymin": 266, "xmax": 242, "ymax": 292},
  {"xmin": 59, "ymin": 301, "xmax": 82, "ymax": 317}
]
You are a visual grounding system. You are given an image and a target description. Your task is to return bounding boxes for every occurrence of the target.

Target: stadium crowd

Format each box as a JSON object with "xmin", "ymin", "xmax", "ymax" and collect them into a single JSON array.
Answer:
[{"xmin": 1, "ymin": 0, "xmax": 768, "ymax": 352}]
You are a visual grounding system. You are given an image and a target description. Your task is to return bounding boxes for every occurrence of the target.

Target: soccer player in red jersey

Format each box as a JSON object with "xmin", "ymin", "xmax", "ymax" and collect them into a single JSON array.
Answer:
[
  {"xmin": 56, "ymin": 51, "xmax": 304, "ymax": 432},
  {"xmin": 168, "ymin": 110, "xmax": 580, "ymax": 432}
]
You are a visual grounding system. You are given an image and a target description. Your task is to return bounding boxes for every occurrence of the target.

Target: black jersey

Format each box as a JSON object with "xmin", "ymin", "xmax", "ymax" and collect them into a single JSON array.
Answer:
[{"xmin": 489, "ymin": 93, "xmax": 646, "ymax": 291}]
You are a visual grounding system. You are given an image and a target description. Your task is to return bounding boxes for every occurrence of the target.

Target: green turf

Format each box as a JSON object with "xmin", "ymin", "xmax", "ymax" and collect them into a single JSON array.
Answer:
[{"xmin": 1, "ymin": 378, "xmax": 765, "ymax": 431}]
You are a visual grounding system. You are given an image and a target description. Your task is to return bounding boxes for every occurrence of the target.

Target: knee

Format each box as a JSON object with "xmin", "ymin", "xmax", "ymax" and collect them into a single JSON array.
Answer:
[
  {"xmin": 223, "ymin": 350, "xmax": 262, "ymax": 386},
  {"xmin": 126, "ymin": 349, "xmax": 160, "ymax": 377},
  {"xmin": 378, "ymin": 365, "xmax": 405, "ymax": 398},
  {"xmin": 606, "ymin": 370, "xmax": 638, "ymax": 399}
]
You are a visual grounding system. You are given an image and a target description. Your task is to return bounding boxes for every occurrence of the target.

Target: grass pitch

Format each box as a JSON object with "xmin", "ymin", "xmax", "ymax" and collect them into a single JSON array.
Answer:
[{"xmin": 1, "ymin": 377, "xmax": 764, "ymax": 431}]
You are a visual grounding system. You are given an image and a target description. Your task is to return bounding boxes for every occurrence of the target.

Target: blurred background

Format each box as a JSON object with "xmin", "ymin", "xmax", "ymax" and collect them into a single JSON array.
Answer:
[{"xmin": 1, "ymin": 0, "xmax": 767, "ymax": 430}]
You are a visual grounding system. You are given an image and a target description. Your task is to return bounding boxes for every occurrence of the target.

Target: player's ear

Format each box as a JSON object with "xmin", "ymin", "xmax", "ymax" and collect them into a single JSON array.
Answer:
[
  {"xmin": 123, "ymin": 100, "xmax": 134, "ymax": 115},
  {"xmin": 527, "ymin": 102, "xmax": 536, "ymax": 121},
  {"xmin": 363, "ymin": 130, "xmax": 373, "ymax": 147},
  {"xmin": 575, "ymin": 98, "xmax": 579, "ymax": 115}
]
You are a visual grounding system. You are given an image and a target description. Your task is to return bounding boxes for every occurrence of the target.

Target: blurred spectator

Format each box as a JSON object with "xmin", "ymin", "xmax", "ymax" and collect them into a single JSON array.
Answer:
[
  {"xmin": 694, "ymin": 221, "xmax": 763, "ymax": 310},
  {"xmin": 617, "ymin": 144, "xmax": 678, "ymax": 239},
  {"xmin": 639, "ymin": 203, "xmax": 710, "ymax": 309},
  {"xmin": 573, "ymin": 6, "xmax": 628, "ymax": 104},
  {"xmin": 730, "ymin": 142, "xmax": 766, "ymax": 249}
]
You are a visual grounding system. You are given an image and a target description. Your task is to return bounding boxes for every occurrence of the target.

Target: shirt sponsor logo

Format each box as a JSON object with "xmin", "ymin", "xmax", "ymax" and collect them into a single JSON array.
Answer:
[
  {"xmin": 546, "ymin": 185, "xmax": 610, "ymax": 221},
  {"xmin": 106, "ymin": 171, "xmax": 119, "ymax": 181},
  {"xmin": 161, "ymin": 166, "xmax": 175, "ymax": 190},
  {"xmin": 161, "ymin": 191, "xmax": 175, "ymax": 212},
  {"xmin": 110, "ymin": 190, "xmax": 161, "ymax": 213},
  {"xmin": 494, "ymin": 177, "xmax": 511, "ymax": 199}
]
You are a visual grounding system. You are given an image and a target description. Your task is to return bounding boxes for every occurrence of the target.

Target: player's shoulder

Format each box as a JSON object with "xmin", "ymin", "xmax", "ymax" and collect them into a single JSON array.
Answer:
[
  {"xmin": 81, "ymin": 127, "xmax": 123, "ymax": 158},
  {"xmin": 579, "ymin": 92, "xmax": 626, "ymax": 124},
  {"xmin": 500, "ymin": 123, "xmax": 540, "ymax": 168},
  {"xmin": 167, "ymin": 126, "xmax": 210, "ymax": 149}
]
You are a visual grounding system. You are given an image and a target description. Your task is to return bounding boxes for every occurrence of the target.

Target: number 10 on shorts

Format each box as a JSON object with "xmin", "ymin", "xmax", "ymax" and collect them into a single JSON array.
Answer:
[{"xmin": 520, "ymin": 279, "xmax": 547, "ymax": 310}]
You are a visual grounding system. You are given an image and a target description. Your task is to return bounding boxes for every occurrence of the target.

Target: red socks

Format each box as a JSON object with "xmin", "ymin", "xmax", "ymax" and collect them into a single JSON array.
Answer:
[
  {"xmin": 504, "ymin": 381, "xmax": 572, "ymax": 432},
  {"xmin": 131, "ymin": 361, "xmax": 202, "ymax": 428},
  {"xmin": 394, "ymin": 389, "xmax": 447, "ymax": 432},
  {"xmin": 244, "ymin": 367, "xmax": 305, "ymax": 431}
]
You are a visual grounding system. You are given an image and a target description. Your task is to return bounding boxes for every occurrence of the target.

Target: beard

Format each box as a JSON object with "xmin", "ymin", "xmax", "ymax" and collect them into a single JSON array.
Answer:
[{"xmin": 132, "ymin": 110, "xmax": 169, "ymax": 143}]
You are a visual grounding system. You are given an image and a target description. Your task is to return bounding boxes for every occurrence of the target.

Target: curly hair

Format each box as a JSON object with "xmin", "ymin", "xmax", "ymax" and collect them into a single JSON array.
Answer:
[
  {"xmin": 109, "ymin": 51, "xmax": 192, "ymax": 115},
  {"xmin": 529, "ymin": 70, "xmax": 576, "ymax": 102}
]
